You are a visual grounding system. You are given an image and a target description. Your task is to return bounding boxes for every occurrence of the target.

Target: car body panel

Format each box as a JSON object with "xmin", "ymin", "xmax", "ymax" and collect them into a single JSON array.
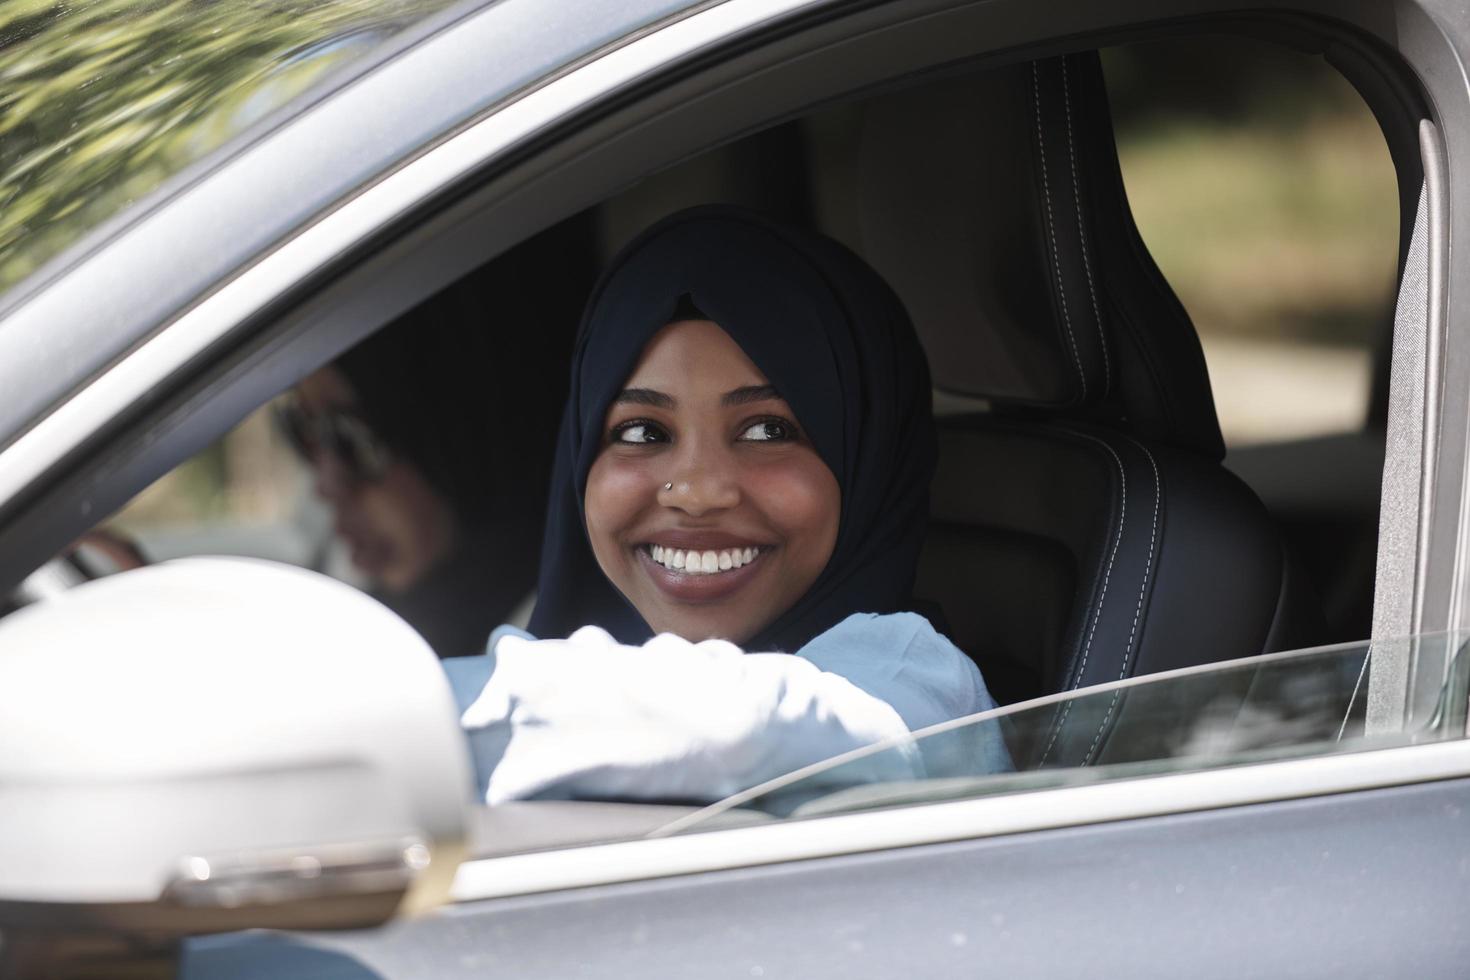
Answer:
[
  {"xmin": 182, "ymin": 776, "xmax": 1470, "ymax": 978},
  {"xmin": 0, "ymin": 0, "xmax": 471, "ymax": 301}
]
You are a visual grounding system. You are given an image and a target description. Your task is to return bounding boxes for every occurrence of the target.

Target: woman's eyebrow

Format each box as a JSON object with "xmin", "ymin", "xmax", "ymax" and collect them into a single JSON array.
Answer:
[
  {"xmin": 722, "ymin": 384, "xmax": 783, "ymax": 406},
  {"xmin": 614, "ymin": 388, "xmax": 674, "ymax": 408}
]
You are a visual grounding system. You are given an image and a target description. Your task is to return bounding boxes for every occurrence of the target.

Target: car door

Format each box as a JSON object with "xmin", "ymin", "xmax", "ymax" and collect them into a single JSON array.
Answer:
[
  {"xmin": 178, "ymin": 635, "xmax": 1470, "ymax": 978},
  {"xmin": 3, "ymin": 0, "xmax": 1470, "ymax": 975}
]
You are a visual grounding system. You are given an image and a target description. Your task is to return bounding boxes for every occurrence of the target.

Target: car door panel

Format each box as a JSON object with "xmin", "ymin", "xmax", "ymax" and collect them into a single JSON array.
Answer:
[{"xmin": 184, "ymin": 777, "xmax": 1470, "ymax": 978}]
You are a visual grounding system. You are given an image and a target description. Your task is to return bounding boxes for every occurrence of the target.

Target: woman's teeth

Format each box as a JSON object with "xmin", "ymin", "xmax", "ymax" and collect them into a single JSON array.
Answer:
[{"xmin": 648, "ymin": 544, "xmax": 760, "ymax": 574}]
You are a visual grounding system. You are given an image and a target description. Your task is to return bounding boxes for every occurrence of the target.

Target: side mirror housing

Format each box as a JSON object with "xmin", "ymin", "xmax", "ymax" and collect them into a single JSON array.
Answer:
[{"xmin": 0, "ymin": 559, "xmax": 470, "ymax": 967}]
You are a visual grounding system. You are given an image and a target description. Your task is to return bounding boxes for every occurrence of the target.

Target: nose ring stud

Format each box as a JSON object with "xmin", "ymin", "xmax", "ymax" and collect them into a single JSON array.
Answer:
[{"xmin": 663, "ymin": 482, "xmax": 674, "ymax": 491}]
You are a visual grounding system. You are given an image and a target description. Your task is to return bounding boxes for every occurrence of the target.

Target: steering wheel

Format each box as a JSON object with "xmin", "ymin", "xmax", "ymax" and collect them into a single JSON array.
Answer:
[{"xmin": 5, "ymin": 530, "xmax": 146, "ymax": 610}]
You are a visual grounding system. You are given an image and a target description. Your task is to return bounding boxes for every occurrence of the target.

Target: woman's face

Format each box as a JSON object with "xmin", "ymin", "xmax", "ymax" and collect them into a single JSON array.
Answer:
[
  {"xmin": 585, "ymin": 319, "xmax": 840, "ymax": 645},
  {"xmin": 294, "ymin": 367, "xmax": 458, "ymax": 593}
]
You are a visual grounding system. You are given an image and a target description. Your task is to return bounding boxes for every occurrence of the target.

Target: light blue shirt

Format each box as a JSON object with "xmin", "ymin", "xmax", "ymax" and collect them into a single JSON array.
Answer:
[
  {"xmin": 797, "ymin": 612, "xmax": 995, "ymax": 730},
  {"xmin": 443, "ymin": 612, "xmax": 1010, "ymax": 805}
]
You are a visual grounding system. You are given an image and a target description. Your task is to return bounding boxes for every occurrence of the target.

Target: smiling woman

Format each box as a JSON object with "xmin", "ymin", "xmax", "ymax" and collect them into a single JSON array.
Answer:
[
  {"xmin": 586, "ymin": 318, "xmax": 840, "ymax": 644},
  {"xmin": 442, "ymin": 205, "xmax": 1007, "ymax": 804}
]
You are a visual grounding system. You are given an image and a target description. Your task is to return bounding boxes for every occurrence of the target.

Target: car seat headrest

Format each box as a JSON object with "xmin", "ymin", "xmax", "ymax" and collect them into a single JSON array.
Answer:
[{"xmin": 859, "ymin": 52, "xmax": 1225, "ymax": 459}]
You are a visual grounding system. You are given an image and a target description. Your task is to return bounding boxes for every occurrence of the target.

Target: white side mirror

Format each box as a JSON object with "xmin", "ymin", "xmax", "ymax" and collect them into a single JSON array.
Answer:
[{"xmin": 0, "ymin": 559, "xmax": 470, "ymax": 965}]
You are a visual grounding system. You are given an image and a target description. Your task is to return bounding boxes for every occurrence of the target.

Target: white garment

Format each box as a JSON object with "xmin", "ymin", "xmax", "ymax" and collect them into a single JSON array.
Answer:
[{"xmin": 442, "ymin": 612, "xmax": 1000, "ymax": 805}]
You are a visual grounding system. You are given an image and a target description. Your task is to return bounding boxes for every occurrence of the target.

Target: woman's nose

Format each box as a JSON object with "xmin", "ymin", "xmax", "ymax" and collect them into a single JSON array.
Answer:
[{"xmin": 659, "ymin": 447, "xmax": 740, "ymax": 515}]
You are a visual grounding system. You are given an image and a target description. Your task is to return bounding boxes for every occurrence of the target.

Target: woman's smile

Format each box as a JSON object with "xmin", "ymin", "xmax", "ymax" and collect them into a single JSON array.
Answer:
[
  {"xmin": 636, "ymin": 541, "xmax": 769, "ymax": 602},
  {"xmin": 643, "ymin": 543, "xmax": 762, "ymax": 575},
  {"xmin": 583, "ymin": 318, "xmax": 840, "ymax": 644}
]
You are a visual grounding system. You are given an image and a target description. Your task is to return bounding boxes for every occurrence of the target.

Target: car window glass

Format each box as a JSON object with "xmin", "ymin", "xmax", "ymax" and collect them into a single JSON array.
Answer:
[
  {"xmin": 1105, "ymin": 39, "xmax": 1397, "ymax": 449},
  {"xmin": 0, "ymin": 0, "xmax": 463, "ymax": 297},
  {"xmin": 672, "ymin": 634, "xmax": 1469, "ymax": 828},
  {"xmin": 83, "ymin": 400, "xmax": 336, "ymax": 574},
  {"xmin": 23, "ymin": 215, "xmax": 594, "ymax": 657},
  {"xmin": 4, "ymin": 391, "xmax": 375, "ymax": 608}
]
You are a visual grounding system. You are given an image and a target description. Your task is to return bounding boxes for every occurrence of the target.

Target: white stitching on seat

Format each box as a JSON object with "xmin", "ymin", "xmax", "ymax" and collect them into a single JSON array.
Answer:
[
  {"xmin": 1060, "ymin": 57, "xmax": 1109, "ymax": 392},
  {"xmin": 1038, "ymin": 436, "xmax": 1126, "ymax": 765},
  {"xmin": 1031, "ymin": 61, "xmax": 1086, "ymax": 400},
  {"xmin": 1083, "ymin": 441, "xmax": 1160, "ymax": 766}
]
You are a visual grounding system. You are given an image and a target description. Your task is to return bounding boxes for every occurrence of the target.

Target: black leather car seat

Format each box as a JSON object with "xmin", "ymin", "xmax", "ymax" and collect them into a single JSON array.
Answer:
[{"xmin": 856, "ymin": 53, "xmax": 1326, "ymax": 767}]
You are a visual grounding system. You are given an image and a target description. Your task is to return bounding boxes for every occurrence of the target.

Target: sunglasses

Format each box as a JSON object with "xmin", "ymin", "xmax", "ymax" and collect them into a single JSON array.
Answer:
[{"xmin": 274, "ymin": 397, "xmax": 392, "ymax": 484}]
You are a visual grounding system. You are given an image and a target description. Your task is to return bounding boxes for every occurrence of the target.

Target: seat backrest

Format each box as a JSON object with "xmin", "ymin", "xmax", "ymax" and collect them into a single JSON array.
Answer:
[
  {"xmin": 856, "ymin": 53, "xmax": 1326, "ymax": 766},
  {"xmin": 923, "ymin": 418, "xmax": 1327, "ymax": 765}
]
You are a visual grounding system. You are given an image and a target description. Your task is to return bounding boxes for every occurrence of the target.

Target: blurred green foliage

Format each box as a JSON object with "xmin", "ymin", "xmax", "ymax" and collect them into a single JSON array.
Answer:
[{"xmin": 0, "ymin": 0, "xmax": 459, "ymax": 295}]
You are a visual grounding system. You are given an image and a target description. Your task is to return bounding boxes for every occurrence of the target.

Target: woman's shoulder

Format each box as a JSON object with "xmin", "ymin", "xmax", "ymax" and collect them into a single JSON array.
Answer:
[
  {"xmin": 805, "ymin": 611, "xmax": 964, "ymax": 657},
  {"xmin": 798, "ymin": 611, "xmax": 993, "ymax": 731},
  {"xmin": 798, "ymin": 611, "xmax": 981, "ymax": 690}
]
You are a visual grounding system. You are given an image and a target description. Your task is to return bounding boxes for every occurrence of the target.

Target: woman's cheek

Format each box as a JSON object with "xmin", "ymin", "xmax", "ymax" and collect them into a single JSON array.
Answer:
[
  {"xmin": 748, "ymin": 454, "xmax": 840, "ymax": 560},
  {"xmin": 584, "ymin": 454, "xmax": 654, "ymax": 547}
]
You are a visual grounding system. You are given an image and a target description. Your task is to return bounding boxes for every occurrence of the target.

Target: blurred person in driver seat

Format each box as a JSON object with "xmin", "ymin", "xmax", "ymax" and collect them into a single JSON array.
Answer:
[{"xmin": 278, "ymin": 222, "xmax": 591, "ymax": 658}]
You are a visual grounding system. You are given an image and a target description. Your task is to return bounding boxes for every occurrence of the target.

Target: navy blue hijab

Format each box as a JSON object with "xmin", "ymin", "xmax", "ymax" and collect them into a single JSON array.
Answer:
[{"xmin": 528, "ymin": 206, "xmax": 937, "ymax": 652}]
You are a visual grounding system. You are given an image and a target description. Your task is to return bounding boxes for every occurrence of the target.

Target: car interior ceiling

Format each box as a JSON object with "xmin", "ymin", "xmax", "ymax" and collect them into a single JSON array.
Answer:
[{"xmin": 315, "ymin": 36, "xmax": 1397, "ymax": 754}]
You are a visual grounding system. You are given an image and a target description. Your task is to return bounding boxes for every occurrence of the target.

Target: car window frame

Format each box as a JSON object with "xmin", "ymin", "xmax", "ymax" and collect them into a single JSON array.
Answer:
[{"xmin": 450, "ymin": 735, "xmax": 1470, "ymax": 903}]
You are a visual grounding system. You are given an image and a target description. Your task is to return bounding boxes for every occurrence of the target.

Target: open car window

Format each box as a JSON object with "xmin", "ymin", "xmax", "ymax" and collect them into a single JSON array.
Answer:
[{"xmin": 666, "ymin": 635, "xmax": 1469, "ymax": 830}]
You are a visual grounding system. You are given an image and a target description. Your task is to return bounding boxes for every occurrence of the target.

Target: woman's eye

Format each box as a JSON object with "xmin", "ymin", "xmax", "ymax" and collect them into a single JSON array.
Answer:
[
  {"xmin": 612, "ymin": 422, "xmax": 669, "ymax": 444},
  {"xmin": 738, "ymin": 419, "xmax": 795, "ymax": 442}
]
